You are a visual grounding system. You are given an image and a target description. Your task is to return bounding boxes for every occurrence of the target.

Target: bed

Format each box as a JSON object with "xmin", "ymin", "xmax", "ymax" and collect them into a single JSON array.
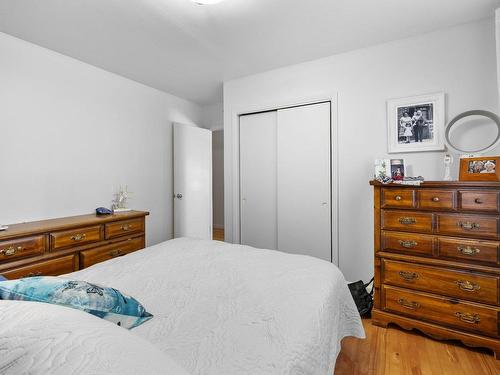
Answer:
[{"xmin": 0, "ymin": 237, "xmax": 364, "ymax": 374}]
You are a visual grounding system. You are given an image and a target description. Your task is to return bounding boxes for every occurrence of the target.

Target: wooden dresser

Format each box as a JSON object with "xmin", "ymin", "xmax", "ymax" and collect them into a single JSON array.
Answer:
[
  {"xmin": 0, "ymin": 211, "xmax": 148, "ymax": 279},
  {"xmin": 371, "ymin": 181, "xmax": 500, "ymax": 358}
]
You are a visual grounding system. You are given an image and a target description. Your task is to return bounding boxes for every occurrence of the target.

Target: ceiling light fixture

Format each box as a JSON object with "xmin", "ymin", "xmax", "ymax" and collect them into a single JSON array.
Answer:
[{"xmin": 192, "ymin": 0, "xmax": 225, "ymax": 5}]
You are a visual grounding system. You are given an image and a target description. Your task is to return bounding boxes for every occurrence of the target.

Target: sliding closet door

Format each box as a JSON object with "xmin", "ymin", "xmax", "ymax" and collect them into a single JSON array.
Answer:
[
  {"xmin": 239, "ymin": 111, "xmax": 278, "ymax": 249},
  {"xmin": 277, "ymin": 102, "xmax": 331, "ymax": 261}
]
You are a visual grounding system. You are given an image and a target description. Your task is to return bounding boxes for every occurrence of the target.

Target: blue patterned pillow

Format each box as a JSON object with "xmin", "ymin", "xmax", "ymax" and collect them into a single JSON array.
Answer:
[{"xmin": 0, "ymin": 276, "xmax": 153, "ymax": 329}]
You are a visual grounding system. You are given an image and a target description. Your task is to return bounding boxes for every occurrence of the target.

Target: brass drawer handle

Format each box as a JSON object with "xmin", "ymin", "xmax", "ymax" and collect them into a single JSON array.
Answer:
[
  {"xmin": 397, "ymin": 298, "xmax": 420, "ymax": 310},
  {"xmin": 21, "ymin": 271, "xmax": 42, "ymax": 278},
  {"xmin": 455, "ymin": 280, "xmax": 480, "ymax": 292},
  {"xmin": 121, "ymin": 224, "xmax": 133, "ymax": 231},
  {"xmin": 432, "ymin": 197, "xmax": 440, "ymax": 202},
  {"xmin": 398, "ymin": 271, "xmax": 419, "ymax": 282},
  {"xmin": 0, "ymin": 246, "xmax": 23, "ymax": 257},
  {"xmin": 399, "ymin": 217, "xmax": 416, "ymax": 225},
  {"xmin": 70, "ymin": 233, "xmax": 87, "ymax": 241},
  {"xmin": 455, "ymin": 312, "xmax": 480, "ymax": 324},
  {"xmin": 395, "ymin": 195, "xmax": 403, "ymax": 201},
  {"xmin": 458, "ymin": 222, "xmax": 480, "ymax": 230},
  {"xmin": 109, "ymin": 249, "xmax": 123, "ymax": 257},
  {"xmin": 474, "ymin": 198, "xmax": 483, "ymax": 204},
  {"xmin": 457, "ymin": 246, "xmax": 480, "ymax": 256},
  {"xmin": 398, "ymin": 240, "xmax": 418, "ymax": 249}
]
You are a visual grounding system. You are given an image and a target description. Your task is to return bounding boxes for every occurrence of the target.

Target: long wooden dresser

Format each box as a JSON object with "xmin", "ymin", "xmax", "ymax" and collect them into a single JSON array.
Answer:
[
  {"xmin": 370, "ymin": 181, "xmax": 500, "ymax": 358},
  {"xmin": 0, "ymin": 211, "xmax": 148, "ymax": 279}
]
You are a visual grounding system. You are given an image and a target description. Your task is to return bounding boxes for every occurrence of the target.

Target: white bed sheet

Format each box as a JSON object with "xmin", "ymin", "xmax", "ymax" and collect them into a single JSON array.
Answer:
[{"xmin": 70, "ymin": 238, "xmax": 364, "ymax": 375}]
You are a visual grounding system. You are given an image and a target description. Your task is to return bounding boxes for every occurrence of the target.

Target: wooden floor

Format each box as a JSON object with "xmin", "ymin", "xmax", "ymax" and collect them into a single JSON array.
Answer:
[
  {"xmin": 213, "ymin": 227, "xmax": 224, "ymax": 241},
  {"xmin": 334, "ymin": 319, "xmax": 500, "ymax": 375}
]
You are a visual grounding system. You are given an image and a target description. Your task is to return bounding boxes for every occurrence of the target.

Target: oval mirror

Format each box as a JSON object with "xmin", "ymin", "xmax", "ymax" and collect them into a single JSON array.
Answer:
[{"xmin": 445, "ymin": 110, "xmax": 500, "ymax": 153}]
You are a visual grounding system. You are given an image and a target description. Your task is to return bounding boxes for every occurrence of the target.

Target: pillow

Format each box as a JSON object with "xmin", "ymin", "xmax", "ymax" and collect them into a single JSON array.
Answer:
[
  {"xmin": 0, "ymin": 276, "xmax": 152, "ymax": 329},
  {"xmin": 0, "ymin": 274, "xmax": 6, "ymax": 281},
  {"xmin": 0, "ymin": 300, "xmax": 189, "ymax": 375}
]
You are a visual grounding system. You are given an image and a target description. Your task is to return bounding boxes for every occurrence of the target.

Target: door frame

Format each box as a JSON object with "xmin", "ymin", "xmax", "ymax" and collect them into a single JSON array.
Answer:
[{"xmin": 229, "ymin": 93, "xmax": 339, "ymax": 265}]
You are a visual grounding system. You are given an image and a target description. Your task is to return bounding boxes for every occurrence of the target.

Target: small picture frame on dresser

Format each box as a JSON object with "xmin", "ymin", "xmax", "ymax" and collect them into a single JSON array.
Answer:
[{"xmin": 459, "ymin": 156, "xmax": 500, "ymax": 181}]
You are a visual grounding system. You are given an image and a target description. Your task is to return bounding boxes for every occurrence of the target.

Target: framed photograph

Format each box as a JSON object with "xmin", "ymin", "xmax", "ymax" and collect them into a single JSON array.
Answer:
[
  {"xmin": 387, "ymin": 92, "xmax": 445, "ymax": 153},
  {"xmin": 459, "ymin": 156, "xmax": 500, "ymax": 181},
  {"xmin": 390, "ymin": 159, "xmax": 405, "ymax": 181}
]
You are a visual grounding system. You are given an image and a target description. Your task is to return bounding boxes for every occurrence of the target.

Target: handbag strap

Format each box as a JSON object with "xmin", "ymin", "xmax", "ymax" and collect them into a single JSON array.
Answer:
[{"xmin": 364, "ymin": 277, "xmax": 375, "ymax": 296}]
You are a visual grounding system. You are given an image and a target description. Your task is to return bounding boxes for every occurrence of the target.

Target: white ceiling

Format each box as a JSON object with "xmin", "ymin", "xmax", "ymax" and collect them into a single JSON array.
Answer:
[{"xmin": 1, "ymin": 0, "xmax": 499, "ymax": 105}]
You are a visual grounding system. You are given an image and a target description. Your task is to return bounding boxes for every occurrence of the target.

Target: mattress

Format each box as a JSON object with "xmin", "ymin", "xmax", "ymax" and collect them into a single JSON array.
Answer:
[{"xmin": 70, "ymin": 237, "xmax": 365, "ymax": 375}]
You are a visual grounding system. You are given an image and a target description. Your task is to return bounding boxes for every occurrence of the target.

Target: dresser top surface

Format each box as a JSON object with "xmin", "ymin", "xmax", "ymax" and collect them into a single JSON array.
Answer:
[
  {"xmin": 370, "ymin": 180, "xmax": 500, "ymax": 188},
  {"xmin": 0, "ymin": 211, "xmax": 149, "ymax": 240}
]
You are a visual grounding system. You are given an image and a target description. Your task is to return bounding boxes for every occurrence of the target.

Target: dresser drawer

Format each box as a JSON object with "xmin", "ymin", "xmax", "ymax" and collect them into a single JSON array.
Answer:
[
  {"xmin": 381, "ymin": 231, "xmax": 433, "ymax": 256},
  {"xmin": 0, "ymin": 235, "xmax": 46, "ymax": 263},
  {"xmin": 105, "ymin": 219, "xmax": 144, "ymax": 239},
  {"xmin": 381, "ymin": 210, "xmax": 433, "ymax": 233},
  {"xmin": 437, "ymin": 237, "xmax": 499, "ymax": 265},
  {"xmin": 80, "ymin": 236, "xmax": 144, "ymax": 268},
  {"xmin": 418, "ymin": 190, "xmax": 455, "ymax": 210},
  {"xmin": 50, "ymin": 226, "xmax": 102, "ymax": 250},
  {"xmin": 382, "ymin": 189, "xmax": 415, "ymax": 209},
  {"xmin": 436, "ymin": 214, "xmax": 499, "ymax": 240},
  {"xmin": 459, "ymin": 191, "xmax": 499, "ymax": 212},
  {"xmin": 382, "ymin": 259, "xmax": 499, "ymax": 305},
  {"xmin": 1, "ymin": 255, "xmax": 76, "ymax": 280},
  {"xmin": 383, "ymin": 285, "xmax": 499, "ymax": 337}
]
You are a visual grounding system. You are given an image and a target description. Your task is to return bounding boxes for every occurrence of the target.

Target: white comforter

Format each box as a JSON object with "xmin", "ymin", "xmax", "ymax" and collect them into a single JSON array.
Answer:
[
  {"xmin": 70, "ymin": 238, "xmax": 365, "ymax": 375},
  {"xmin": 0, "ymin": 300, "xmax": 190, "ymax": 375}
]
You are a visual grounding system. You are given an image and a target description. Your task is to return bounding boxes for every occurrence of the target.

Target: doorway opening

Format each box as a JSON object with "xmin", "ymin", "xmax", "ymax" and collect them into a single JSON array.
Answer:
[{"xmin": 212, "ymin": 129, "xmax": 224, "ymax": 241}]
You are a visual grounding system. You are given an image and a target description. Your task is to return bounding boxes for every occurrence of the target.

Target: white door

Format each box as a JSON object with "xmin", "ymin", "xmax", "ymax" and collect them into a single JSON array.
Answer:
[
  {"xmin": 173, "ymin": 123, "xmax": 212, "ymax": 239},
  {"xmin": 239, "ymin": 111, "xmax": 278, "ymax": 249},
  {"xmin": 277, "ymin": 102, "xmax": 331, "ymax": 261}
]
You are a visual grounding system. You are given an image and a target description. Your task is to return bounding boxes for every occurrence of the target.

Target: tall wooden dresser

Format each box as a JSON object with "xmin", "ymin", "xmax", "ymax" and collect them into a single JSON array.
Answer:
[
  {"xmin": 371, "ymin": 181, "xmax": 500, "ymax": 358},
  {"xmin": 0, "ymin": 211, "xmax": 148, "ymax": 279}
]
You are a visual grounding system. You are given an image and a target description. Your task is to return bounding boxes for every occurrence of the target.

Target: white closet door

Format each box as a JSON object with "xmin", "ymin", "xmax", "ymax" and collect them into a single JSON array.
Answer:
[
  {"xmin": 240, "ymin": 111, "xmax": 278, "ymax": 249},
  {"xmin": 277, "ymin": 102, "xmax": 331, "ymax": 261}
]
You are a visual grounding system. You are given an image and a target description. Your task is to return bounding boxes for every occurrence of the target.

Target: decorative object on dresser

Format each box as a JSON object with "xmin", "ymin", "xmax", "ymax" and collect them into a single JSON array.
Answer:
[
  {"xmin": 370, "ymin": 180, "xmax": 500, "ymax": 359},
  {"xmin": 374, "ymin": 159, "xmax": 406, "ymax": 182},
  {"xmin": 390, "ymin": 159, "xmax": 405, "ymax": 181},
  {"xmin": 443, "ymin": 151, "xmax": 453, "ymax": 181},
  {"xmin": 374, "ymin": 159, "xmax": 391, "ymax": 181},
  {"xmin": 112, "ymin": 185, "xmax": 133, "ymax": 212},
  {"xmin": 0, "ymin": 211, "xmax": 148, "ymax": 280},
  {"xmin": 459, "ymin": 155, "xmax": 500, "ymax": 182}
]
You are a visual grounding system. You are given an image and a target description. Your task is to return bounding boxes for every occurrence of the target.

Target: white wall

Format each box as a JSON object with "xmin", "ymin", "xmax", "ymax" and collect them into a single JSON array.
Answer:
[
  {"xmin": 0, "ymin": 32, "xmax": 203, "ymax": 246},
  {"xmin": 202, "ymin": 102, "xmax": 224, "ymax": 130},
  {"xmin": 496, "ymin": 9, "xmax": 500, "ymax": 99},
  {"xmin": 224, "ymin": 19, "xmax": 499, "ymax": 282}
]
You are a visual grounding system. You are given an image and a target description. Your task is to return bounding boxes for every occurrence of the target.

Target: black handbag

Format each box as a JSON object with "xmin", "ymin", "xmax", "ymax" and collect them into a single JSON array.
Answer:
[{"xmin": 348, "ymin": 277, "xmax": 374, "ymax": 317}]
